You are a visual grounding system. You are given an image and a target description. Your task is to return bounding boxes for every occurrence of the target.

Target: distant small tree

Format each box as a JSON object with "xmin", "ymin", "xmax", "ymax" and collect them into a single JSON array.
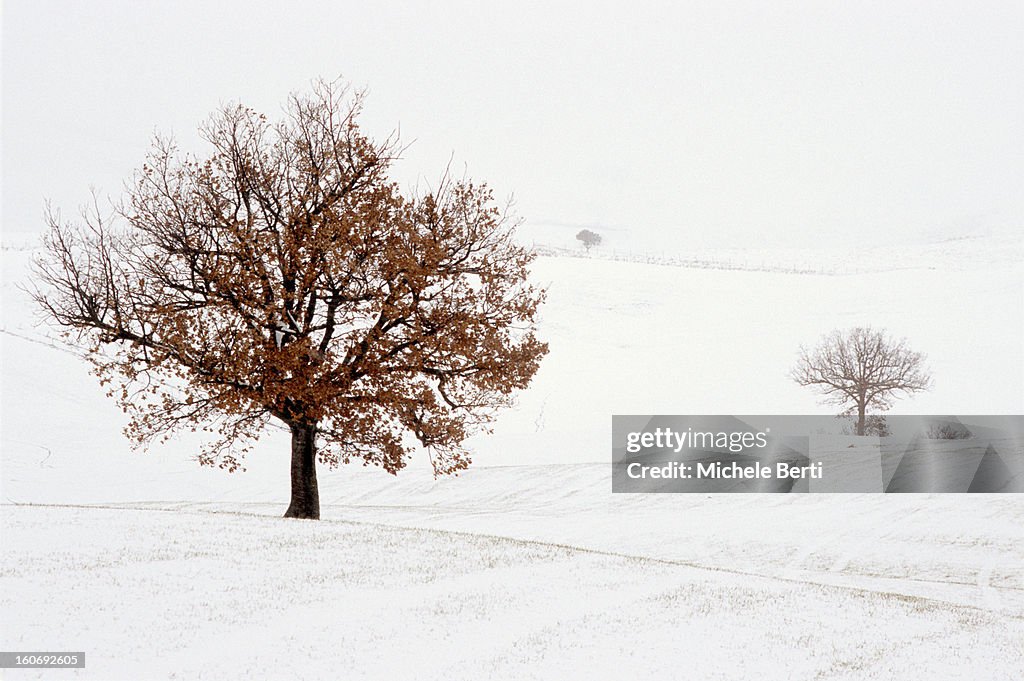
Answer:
[
  {"xmin": 925, "ymin": 422, "xmax": 972, "ymax": 440},
  {"xmin": 575, "ymin": 229, "xmax": 602, "ymax": 253},
  {"xmin": 837, "ymin": 411, "xmax": 890, "ymax": 437},
  {"xmin": 792, "ymin": 327, "xmax": 932, "ymax": 436}
]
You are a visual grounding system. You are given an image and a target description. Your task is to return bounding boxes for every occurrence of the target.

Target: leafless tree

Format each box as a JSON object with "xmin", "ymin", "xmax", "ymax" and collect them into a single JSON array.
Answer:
[
  {"xmin": 925, "ymin": 421, "xmax": 972, "ymax": 440},
  {"xmin": 792, "ymin": 327, "xmax": 932, "ymax": 435},
  {"xmin": 30, "ymin": 79, "xmax": 548, "ymax": 519}
]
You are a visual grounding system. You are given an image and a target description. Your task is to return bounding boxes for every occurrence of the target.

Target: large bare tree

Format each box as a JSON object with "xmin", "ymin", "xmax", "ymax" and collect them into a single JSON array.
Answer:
[
  {"xmin": 792, "ymin": 327, "xmax": 932, "ymax": 435},
  {"xmin": 31, "ymin": 79, "xmax": 548, "ymax": 519}
]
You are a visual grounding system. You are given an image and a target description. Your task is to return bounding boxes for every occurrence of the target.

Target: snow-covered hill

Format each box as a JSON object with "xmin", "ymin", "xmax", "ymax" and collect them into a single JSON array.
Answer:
[
  {"xmin": 3, "ymin": 230, "xmax": 1020, "ymax": 496},
  {"xmin": 5, "ymin": 503, "xmax": 1022, "ymax": 680},
  {"xmin": 2, "ymin": 232, "xmax": 1022, "ymax": 680}
]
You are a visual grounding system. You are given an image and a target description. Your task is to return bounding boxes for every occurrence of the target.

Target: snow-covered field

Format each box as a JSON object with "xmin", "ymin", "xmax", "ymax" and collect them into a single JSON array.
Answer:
[
  {"xmin": 4, "ymin": 503, "xmax": 1023, "ymax": 681},
  {"xmin": 2, "ymin": 233, "xmax": 1023, "ymax": 680}
]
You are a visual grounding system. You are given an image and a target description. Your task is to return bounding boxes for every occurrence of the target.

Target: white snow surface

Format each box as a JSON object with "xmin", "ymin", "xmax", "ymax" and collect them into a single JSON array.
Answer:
[{"xmin": 2, "ymin": 234, "xmax": 1023, "ymax": 680}]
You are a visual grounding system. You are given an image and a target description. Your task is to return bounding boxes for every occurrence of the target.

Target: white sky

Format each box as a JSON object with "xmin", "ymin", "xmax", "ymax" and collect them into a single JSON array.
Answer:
[{"xmin": 3, "ymin": 0, "xmax": 1022, "ymax": 250}]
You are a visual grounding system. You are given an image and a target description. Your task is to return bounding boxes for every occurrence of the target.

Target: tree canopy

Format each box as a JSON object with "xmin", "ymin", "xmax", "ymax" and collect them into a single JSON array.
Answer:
[
  {"xmin": 575, "ymin": 229, "xmax": 602, "ymax": 252},
  {"xmin": 792, "ymin": 327, "xmax": 931, "ymax": 435},
  {"xmin": 31, "ymin": 79, "xmax": 548, "ymax": 517}
]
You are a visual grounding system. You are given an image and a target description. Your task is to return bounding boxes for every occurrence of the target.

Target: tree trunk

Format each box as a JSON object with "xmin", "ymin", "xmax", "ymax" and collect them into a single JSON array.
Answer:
[
  {"xmin": 856, "ymin": 403, "xmax": 866, "ymax": 436},
  {"xmin": 284, "ymin": 422, "xmax": 320, "ymax": 519}
]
